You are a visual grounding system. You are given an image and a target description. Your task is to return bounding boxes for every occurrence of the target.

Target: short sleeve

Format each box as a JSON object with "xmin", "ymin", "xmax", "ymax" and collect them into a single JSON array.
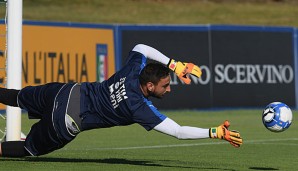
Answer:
[
  {"xmin": 125, "ymin": 51, "xmax": 147, "ymax": 69},
  {"xmin": 132, "ymin": 98, "xmax": 167, "ymax": 131}
]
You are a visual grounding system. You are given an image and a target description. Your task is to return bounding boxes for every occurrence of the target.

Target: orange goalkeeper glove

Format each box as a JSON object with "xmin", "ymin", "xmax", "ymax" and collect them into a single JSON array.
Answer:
[
  {"xmin": 167, "ymin": 59, "xmax": 202, "ymax": 84},
  {"xmin": 209, "ymin": 120, "xmax": 243, "ymax": 148}
]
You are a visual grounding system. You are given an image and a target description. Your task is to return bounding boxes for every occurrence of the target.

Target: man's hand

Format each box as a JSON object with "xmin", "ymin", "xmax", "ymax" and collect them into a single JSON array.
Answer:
[
  {"xmin": 167, "ymin": 59, "xmax": 202, "ymax": 84},
  {"xmin": 209, "ymin": 120, "xmax": 243, "ymax": 148}
]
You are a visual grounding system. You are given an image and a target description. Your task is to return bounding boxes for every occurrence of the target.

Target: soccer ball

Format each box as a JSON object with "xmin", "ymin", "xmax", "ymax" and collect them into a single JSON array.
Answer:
[{"xmin": 262, "ymin": 102, "xmax": 293, "ymax": 132}]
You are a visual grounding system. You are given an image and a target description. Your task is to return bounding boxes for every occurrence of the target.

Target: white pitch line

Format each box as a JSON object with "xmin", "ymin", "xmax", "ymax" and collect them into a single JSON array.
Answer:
[
  {"xmin": 66, "ymin": 138, "xmax": 298, "ymax": 151},
  {"xmin": 252, "ymin": 143, "xmax": 298, "ymax": 146}
]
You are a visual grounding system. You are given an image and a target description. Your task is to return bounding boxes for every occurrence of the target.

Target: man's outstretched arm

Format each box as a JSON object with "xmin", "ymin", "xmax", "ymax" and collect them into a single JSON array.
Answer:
[
  {"xmin": 153, "ymin": 117, "xmax": 210, "ymax": 139},
  {"xmin": 132, "ymin": 44, "xmax": 170, "ymax": 65},
  {"xmin": 132, "ymin": 44, "xmax": 202, "ymax": 84},
  {"xmin": 153, "ymin": 118, "xmax": 243, "ymax": 147}
]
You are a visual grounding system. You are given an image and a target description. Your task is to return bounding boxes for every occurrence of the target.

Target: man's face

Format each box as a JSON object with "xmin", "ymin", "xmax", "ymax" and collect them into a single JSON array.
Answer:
[{"xmin": 149, "ymin": 75, "xmax": 171, "ymax": 99}]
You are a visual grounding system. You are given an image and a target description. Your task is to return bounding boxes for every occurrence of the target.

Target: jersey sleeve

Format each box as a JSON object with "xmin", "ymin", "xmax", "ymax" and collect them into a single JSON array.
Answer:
[
  {"xmin": 132, "ymin": 98, "xmax": 167, "ymax": 131},
  {"xmin": 124, "ymin": 50, "xmax": 147, "ymax": 68}
]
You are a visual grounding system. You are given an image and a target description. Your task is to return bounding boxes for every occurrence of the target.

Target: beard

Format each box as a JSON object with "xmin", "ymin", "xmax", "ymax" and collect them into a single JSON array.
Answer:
[{"xmin": 148, "ymin": 91, "xmax": 165, "ymax": 99}]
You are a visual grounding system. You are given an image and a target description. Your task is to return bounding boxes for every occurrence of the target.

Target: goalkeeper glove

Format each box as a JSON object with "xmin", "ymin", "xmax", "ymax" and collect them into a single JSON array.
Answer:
[
  {"xmin": 167, "ymin": 59, "xmax": 202, "ymax": 84},
  {"xmin": 209, "ymin": 120, "xmax": 243, "ymax": 148}
]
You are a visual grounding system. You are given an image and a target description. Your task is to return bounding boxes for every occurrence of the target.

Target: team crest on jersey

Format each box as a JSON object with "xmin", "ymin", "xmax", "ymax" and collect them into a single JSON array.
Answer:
[{"xmin": 109, "ymin": 77, "xmax": 128, "ymax": 108}]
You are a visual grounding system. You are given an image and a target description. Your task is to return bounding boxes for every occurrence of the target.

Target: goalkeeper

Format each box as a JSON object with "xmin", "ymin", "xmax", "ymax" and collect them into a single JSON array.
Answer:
[{"xmin": 0, "ymin": 44, "xmax": 242, "ymax": 157}]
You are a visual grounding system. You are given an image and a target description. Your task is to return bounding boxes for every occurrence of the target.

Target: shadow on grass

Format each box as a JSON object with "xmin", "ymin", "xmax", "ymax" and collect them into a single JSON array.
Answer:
[
  {"xmin": 249, "ymin": 167, "xmax": 279, "ymax": 170},
  {"xmin": 0, "ymin": 157, "xmax": 237, "ymax": 170}
]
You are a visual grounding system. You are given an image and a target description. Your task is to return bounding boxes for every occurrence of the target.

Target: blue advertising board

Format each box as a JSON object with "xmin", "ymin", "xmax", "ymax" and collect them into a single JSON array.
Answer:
[{"xmin": 118, "ymin": 24, "xmax": 297, "ymax": 109}]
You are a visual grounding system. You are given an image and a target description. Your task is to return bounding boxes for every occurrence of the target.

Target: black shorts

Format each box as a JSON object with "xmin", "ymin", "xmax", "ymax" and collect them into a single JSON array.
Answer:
[{"xmin": 18, "ymin": 82, "xmax": 79, "ymax": 156}]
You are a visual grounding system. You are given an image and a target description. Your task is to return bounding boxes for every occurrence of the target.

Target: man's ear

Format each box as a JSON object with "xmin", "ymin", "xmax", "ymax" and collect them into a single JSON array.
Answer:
[{"xmin": 147, "ymin": 82, "xmax": 155, "ymax": 92}]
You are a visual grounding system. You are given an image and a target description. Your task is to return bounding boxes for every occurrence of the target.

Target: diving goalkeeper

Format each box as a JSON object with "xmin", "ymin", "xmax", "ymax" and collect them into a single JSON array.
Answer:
[{"xmin": 0, "ymin": 44, "xmax": 242, "ymax": 157}]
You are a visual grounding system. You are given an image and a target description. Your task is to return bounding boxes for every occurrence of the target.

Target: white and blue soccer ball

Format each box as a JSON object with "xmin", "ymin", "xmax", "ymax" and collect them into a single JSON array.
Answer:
[{"xmin": 262, "ymin": 102, "xmax": 293, "ymax": 132}]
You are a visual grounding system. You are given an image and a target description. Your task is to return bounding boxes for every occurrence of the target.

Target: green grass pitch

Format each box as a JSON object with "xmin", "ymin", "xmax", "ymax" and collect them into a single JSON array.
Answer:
[{"xmin": 0, "ymin": 109, "xmax": 297, "ymax": 171}]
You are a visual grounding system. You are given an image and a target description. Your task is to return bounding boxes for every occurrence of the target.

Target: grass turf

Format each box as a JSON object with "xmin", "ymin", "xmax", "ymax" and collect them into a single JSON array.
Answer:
[
  {"xmin": 0, "ymin": 109, "xmax": 297, "ymax": 171},
  {"xmin": 1, "ymin": 0, "xmax": 298, "ymax": 27},
  {"xmin": 0, "ymin": 1, "xmax": 297, "ymax": 170}
]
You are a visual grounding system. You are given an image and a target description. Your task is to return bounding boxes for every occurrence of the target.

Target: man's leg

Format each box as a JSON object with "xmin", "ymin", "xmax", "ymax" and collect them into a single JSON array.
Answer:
[
  {"xmin": 0, "ymin": 88, "xmax": 19, "ymax": 107},
  {"xmin": 0, "ymin": 141, "xmax": 30, "ymax": 157},
  {"xmin": 0, "ymin": 88, "xmax": 26, "ymax": 157}
]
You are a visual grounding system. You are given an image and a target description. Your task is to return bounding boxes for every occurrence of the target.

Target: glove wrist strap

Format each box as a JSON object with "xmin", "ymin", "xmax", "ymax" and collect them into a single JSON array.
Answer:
[
  {"xmin": 209, "ymin": 127, "xmax": 217, "ymax": 138},
  {"xmin": 167, "ymin": 59, "xmax": 177, "ymax": 71}
]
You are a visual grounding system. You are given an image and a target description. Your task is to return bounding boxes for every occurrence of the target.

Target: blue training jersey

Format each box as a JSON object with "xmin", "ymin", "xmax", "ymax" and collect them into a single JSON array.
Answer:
[{"xmin": 80, "ymin": 51, "xmax": 167, "ymax": 131}]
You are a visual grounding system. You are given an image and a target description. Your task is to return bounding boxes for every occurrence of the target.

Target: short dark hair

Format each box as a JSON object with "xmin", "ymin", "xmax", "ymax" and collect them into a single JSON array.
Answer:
[{"xmin": 139, "ymin": 63, "xmax": 170, "ymax": 85}]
